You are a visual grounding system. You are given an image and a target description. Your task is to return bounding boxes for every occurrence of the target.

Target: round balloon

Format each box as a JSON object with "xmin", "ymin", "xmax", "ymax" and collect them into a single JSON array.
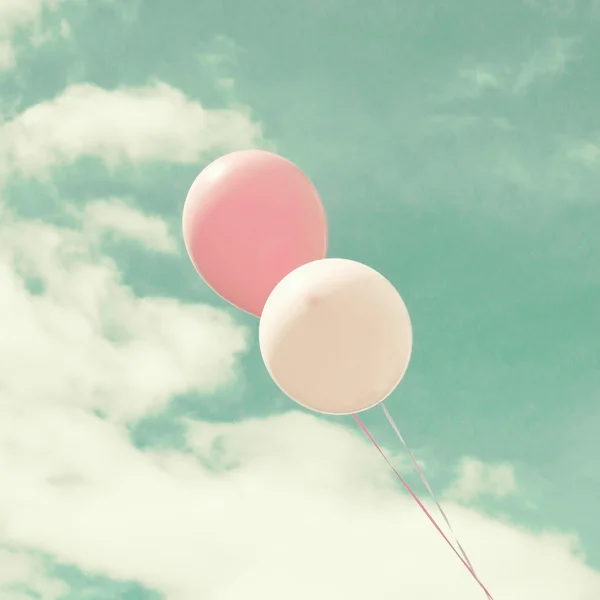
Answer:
[
  {"xmin": 182, "ymin": 150, "xmax": 328, "ymax": 317},
  {"xmin": 259, "ymin": 258, "xmax": 413, "ymax": 415}
]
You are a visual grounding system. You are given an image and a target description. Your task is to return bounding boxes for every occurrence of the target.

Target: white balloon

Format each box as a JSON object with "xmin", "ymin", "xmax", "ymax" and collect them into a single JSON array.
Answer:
[{"xmin": 259, "ymin": 258, "xmax": 413, "ymax": 415}]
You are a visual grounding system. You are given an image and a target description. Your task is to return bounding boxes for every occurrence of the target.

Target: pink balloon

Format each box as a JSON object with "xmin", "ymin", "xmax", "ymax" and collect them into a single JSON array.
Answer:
[{"xmin": 182, "ymin": 150, "xmax": 328, "ymax": 317}]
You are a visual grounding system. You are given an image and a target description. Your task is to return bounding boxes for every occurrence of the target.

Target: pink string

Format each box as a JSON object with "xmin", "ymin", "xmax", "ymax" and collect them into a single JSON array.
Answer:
[
  {"xmin": 380, "ymin": 402, "xmax": 488, "ymax": 590},
  {"xmin": 352, "ymin": 413, "xmax": 495, "ymax": 599}
]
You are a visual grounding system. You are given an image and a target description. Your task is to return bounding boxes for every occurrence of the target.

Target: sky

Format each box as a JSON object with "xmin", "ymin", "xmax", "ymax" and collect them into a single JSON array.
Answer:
[{"xmin": 0, "ymin": 0, "xmax": 599, "ymax": 598}]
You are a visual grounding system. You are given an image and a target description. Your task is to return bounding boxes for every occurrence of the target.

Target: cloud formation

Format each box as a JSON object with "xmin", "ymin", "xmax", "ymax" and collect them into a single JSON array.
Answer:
[
  {"xmin": 0, "ymin": 82, "xmax": 263, "ymax": 177},
  {"xmin": 1, "ymin": 410, "xmax": 600, "ymax": 599},
  {"xmin": 76, "ymin": 198, "xmax": 179, "ymax": 254},
  {"xmin": 0, "ymin": 70, "xmax": 262, "ymax": 595},
  {"xmin": 444, "ymin": 457, "xmax": 517, "ymax": 503},
  {"xmin": 0, "ymin": 547, "xmax": 68, "ymax": 600},
  {"xmin": 568, "ymin": 138, "xmax": 600, "ymax": 167},
  {"xmin": 0, "ymin": 0, "xmax": 68, "ymax": 70},
  {"xmin": 0, "ymin": 203, "xmax": 248, "ymax": 422}
]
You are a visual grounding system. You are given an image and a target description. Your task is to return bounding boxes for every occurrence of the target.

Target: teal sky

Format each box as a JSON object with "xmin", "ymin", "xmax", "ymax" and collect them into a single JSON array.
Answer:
[{"xmin": 0, "ymin": 0, "xmax": 599, "ymax": 598}]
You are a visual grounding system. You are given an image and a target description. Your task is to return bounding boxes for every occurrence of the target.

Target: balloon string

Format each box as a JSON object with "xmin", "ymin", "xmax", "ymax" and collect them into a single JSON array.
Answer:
[
  {"xmin": 351, "ymin": 414, "xmax": 495, "ymax": 599},
  {"xmin": 380, "ymin": 401, "xmax": 491, "ymax": 598}
]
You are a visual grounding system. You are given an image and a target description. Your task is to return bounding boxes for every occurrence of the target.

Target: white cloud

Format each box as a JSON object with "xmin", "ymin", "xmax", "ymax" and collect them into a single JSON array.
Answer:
[
  {"xmin": 58, "ymin": 18, "xmax": 70, "ymax": 39},
  {"xmin": 0, "ymin": 204, "xmax": 248, "ymax": 422},
  {"xmin": 0, "ymin": 411, "xmax": 599, "ymax": 600},
  {"xmin": 0, "ymin": 0, "xmax": 66, "ymax": 70},
  {"xmin": 443, "ymin": 457, "xmax": 517, "ymax": 503},
  {"xmin": 513, "ymin": 36, "xmax": 580, "ymax": 93},
  {"xmin": 568, "ymin": 139, "xmax": 600, "ymax": 166},
  {"xmin": 0, "ymin": 547, "xmax": 68, "ymax": 600},
  {"xmin": 0, "ymin": 82, "xmax": 264, "ymax": 177},
  {"xmin": 76, "ymin": 198, "xmax": 178, "ymax": 254}
]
